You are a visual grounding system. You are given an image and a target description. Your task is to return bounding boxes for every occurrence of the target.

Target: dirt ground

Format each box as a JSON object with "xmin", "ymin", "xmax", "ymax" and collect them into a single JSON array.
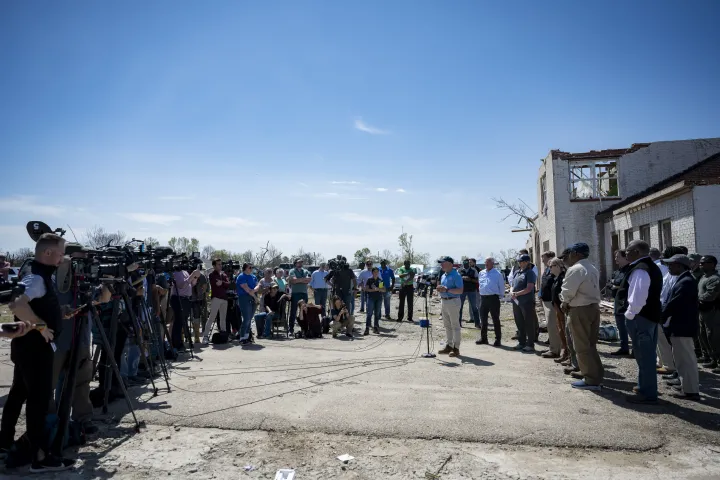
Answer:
[{"xmin": 2, "ymin": 292, "xmax": 720, "ymax": 479}]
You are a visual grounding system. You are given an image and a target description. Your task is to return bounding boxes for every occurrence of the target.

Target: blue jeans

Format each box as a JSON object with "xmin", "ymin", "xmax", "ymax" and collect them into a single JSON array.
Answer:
[
  {"xmin": 237, "ymin": 295, "xmax": 255, "ymax": 339},
  {"xmin": 313, "ymin": 289, "xmax": 329, "ymax": 317},
  {"xmin": 626, "ymin": 315, "xmax": 658, "ymax": 400},
  {"xmin": 460, "ymin": 292, "xmax": 480, "ymax": 326},
  {"xmin": 615, "ymin": 313, "xmax": 630, "ymax": 351},
  {"xmin": 289, "ymin": 292, "xmax": 308, "ymax": 332},
  {"xmin": 383, "ymin": 291, "xmax": 392, "ymax": 317},
  {"xmin": 121, "ymin": 340, "xmax": 140, "ymax": 378},
  {"xmin": 366, "ymin": 295, "xmax": 382, "ymax": 328},
  {"xmin": 255, "ymin": 312, "xmax": 277, "ymax": 337}
]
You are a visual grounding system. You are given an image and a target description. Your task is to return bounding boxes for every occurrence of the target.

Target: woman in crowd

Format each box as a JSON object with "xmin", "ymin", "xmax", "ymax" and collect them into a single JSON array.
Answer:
[
  {"xmin": 273, "ymin": 268, "xmax": 288, "ymax": 294},
  {"xmin": 364, "ymin": 267, "xmax": 384, "ymax": 336},
  {"xmin": 610, "ymin": 250, "xmax": 631, "ymax": 356},
  {"xmin": 549, "ymin": 257, "xmax": 571, "ymax": 365},
  {"xmin": 330, "ymin": 295, "xmax": 354, "ymax": 339}
]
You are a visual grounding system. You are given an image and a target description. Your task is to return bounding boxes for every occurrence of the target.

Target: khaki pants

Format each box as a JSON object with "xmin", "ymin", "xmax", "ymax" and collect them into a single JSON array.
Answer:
[
  {"xmin": 203, "ymin": 297, "xmax": 228, "ymax": 338},
  {"xmin": 542, "ymin": 300, "xmax": 561, "ymax": 355},
  {"xmin": 567, "ymin": 303, "xmax": 604, "ymax": 386},
  {"xmin": 50, "ymin": 347, "xmax": 94, "ymax": 423},
  {"xmin": 332, "ymin": 315, "xmax": 355, "ymax": 336},
  {"xmin": 671, "ymin": 335, "xmax": 699, "ymax": 394},
  {"xmin": 441, "ymin": 298, "xmax": 462, "ymax": 349},
  {"xmin": 657, "ymin": 324, "xmax": 676, "ymax": 371}
]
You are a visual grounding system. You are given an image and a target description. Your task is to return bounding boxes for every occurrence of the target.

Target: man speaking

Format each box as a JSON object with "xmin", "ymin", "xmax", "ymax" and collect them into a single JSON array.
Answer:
[{"xmin": 436, "ymin": 256, "xmax": 464, "ymax": 357}]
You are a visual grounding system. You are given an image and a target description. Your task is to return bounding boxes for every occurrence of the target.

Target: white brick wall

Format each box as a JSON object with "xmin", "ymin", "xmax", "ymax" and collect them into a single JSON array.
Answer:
[
  {"xmin": 692, "ymin": 185, "xmax": 720, "ymax": 259},
  {"xmin": 533, "ymin": 153, "xmax": 557, "ymax": 264},
  {"xmin": 603, "ymin": 190, "xmax": 697, "ymax": 275}
]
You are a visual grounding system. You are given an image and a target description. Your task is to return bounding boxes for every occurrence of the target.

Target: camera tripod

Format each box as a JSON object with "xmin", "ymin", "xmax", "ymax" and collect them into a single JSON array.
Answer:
[
  {"xmin": 417, "ymin": 286, "xmax": 436, "ymax": 358},
  {"xmin": 52, "ymin": 280, "xmax": 145, "ymax": 457}
]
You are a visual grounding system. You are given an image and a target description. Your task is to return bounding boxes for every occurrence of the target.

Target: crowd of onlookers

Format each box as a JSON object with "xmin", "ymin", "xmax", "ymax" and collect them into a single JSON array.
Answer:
[{"xmin": 499, "ymin": 241, "xmax": 719, "ymax": 403}]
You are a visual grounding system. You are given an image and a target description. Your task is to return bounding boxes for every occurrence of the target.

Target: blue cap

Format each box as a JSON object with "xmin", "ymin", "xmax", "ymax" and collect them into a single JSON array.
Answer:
[
  {"xmin": 517, "ymin": 254, "xmax": 531, "ymax": 262},
  {"xmin": 562, "ymin": 242, "xmax": 590, "ymax": 258}
]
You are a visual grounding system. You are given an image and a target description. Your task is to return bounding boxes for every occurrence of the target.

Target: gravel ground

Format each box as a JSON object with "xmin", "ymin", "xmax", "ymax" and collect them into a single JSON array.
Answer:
[{"xmin": 1, "ymin": 291, "xmax": 720, "ymax": 479}]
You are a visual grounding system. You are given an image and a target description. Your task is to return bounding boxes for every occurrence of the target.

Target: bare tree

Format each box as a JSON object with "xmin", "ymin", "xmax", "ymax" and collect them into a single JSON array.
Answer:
[
  {"xmin": 381, "ymin": 249, "xmax": 400, "ymax": 266},
  {"xmin": 492, "ymin": 197, "xmax": 536, "ymax": 228},
  {"xmin": 490, "ymin": 249, "xmax": 518, "ymax": 269},
  {"xmin": 144, "ymin": 237, "xmax": 160, "ymax": 248},
  {"xmin": 84, "ymin": 226, "xmax": 126, "ymax": 248},
  {"xmin": 398, "ymin": 232, "xmax": 430, "ymax": 265},
  {"xmin": 201, "ymin": 245, "xmax": 215, "ymax": 259},
  {"xmin": 5, "ymin": 247, "xmax": 34, "ymax": 265}
]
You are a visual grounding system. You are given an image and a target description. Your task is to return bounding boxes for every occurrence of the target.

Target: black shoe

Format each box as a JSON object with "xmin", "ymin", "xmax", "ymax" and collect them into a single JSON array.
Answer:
[
  {"xmin": 407, "ymin": 319, "xmax": 414, "ymax": 323},
  {"xmin": 358, "ymin": 310, "xmax": 365, "ymax": 313},
  {"xmin": 364, "ymin": 328, "xmax": 370, "ymax": 336},
  {"xmin": 30, "ymin": 455, "xmax": 76, "ymax": 473},
  {"xmin": 662, "ymin": 372, "xmax": 679, "ymax": 380},
  {"xmin": 493, "ymin": 340, "xmax": 501, "ymax": 347},
  {"xmin": 610, "ymin": 348, "xmax": 630, "ymax": 356},
  {"xmin": 83, "ymin": 423, "xmax": 99, "ymax": 435},
  {"xmin": 346, "ymin": 332, "xmax": 353, "ymax": 339},
  {"xmin": 475, "ymin": 338, "xmax": 489, "ymax": 345},
  {"xmin": 373, "ymin": 327, "xmax": 380, "ymax": 334},
  {"xmin": 396, "ymin": 319, "xmax": 402, "ymax": 323},
  {"xmin": 672, "ymin": 391, "xmax": 701, "ymax": 400}
]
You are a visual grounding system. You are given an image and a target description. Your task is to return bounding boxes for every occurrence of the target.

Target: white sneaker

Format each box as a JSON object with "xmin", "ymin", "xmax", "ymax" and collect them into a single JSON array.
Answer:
[{"xmin": 202, "ymin": 336, "xmax": 209, "ymax": 345}]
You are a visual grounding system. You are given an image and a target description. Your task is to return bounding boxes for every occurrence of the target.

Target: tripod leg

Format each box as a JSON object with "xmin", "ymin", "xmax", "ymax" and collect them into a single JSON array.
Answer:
[
  {"xmin": 122, "ymin": 293, "xmax": 158, "ymax": 395},
  {"xmin": 91, "ymin": 343, "xmax": 101, "ymax": 380},
  {"xmin": 90, "ymin": 306, "xmax": 143, "ymax": 432},
  {"xmin": 103, "ymin": 298, "xmax": 121, "ymax": 414},
  {"xmin": 141, "ymin": 299, "xmax": 170, "ymax": 393}
]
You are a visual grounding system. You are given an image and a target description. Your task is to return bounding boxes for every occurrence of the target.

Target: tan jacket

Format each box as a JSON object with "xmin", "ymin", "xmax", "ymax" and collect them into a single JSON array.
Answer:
[{"xmin": 560, "ymin": 258, "xmax": 601, "ymax": 307}]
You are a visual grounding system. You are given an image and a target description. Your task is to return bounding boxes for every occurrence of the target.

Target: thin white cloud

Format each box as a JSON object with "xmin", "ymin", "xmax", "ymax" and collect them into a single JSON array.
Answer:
[
  {"xmin": 354, "ymin": 118, "xmax": 390, "ymax": 135},
  {"xmin": 202, "ymin": 216, "xmax": 260, "ymax": 228},
  {"xmin": 118, "ymin": 213, "xmax": 182, "ymax": 226},
  {"xmin": 396, "ymin": 188, "xmax": 406, "ymax": 193},
  {"xmin": 375, "ymin": 187, "xmax": 388, "ymax": 192},
  {"xmin": 331, "ymin": 181, "xmax": 361, "ymax": 185},
  {"xmin": 158, "ymin": 195, "xmax": 196, "ymax": 201},
  {"xmin": 0, "ymin": 196, "xmax": 65, "ymax": 217},
  {"xmin": 299, "ymin": 182, "xmax": 310, "ymax": 188},
  {"xmin": 314, "ymin": 192, "xmax": 340, "ymax": 198}
]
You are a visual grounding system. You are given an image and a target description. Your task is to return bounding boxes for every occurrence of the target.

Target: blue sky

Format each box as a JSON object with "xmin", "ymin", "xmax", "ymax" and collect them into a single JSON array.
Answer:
[{"xmin": 1, "ymin": 1, "xmax": 719, "ymax": 262}]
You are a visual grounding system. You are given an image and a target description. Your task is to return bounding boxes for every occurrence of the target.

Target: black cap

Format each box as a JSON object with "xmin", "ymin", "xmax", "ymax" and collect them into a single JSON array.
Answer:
[
  {"xmin": 559, "ymin": 242, "xmax": 590, "ymax": 259},
  {"xmin": 438, "ymin": 256, "xmax": 454, "ymax": 264}
]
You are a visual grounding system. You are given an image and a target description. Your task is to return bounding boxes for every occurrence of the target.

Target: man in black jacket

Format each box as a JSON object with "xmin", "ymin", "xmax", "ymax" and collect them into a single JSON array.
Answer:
[{"xmin": 661, "ymin": 255, "xmax": 700, "ymax": 399}]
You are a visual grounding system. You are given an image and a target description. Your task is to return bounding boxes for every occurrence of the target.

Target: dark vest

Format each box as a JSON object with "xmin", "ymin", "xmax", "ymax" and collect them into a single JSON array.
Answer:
[
  {"xmin": 13, "ymin": 260, "xmax": 62, "ymax": 347},
  {"xmin": 540, "ymin": 267, "xmax": 554, "ymax": 302},
  {"xmin": 615, "ymin": 257, "xmax": 663, "ymax": 322},
  {"xmin": 611, "ymin": 264, "xmax": 631, "ymax": 310}
]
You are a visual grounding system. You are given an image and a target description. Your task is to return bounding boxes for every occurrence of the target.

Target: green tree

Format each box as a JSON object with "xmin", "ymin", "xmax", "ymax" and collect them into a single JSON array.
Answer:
[
  {"xmin": 354, "ymin": 247, "xmax": 372, "ymax": 265},
  {"xmin": 398, "ymin": 232, "xmax": 430, "ymax": 265}
]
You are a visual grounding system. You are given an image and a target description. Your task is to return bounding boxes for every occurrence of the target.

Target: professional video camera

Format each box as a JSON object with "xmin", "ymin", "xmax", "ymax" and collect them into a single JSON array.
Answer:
[
  {"xmin": 327, "ymin": 255, "xmax": 349, "ymax": 272},
  {"xmin": 222, "ymin": 259, "xmax": 240, "ymax": 276}
]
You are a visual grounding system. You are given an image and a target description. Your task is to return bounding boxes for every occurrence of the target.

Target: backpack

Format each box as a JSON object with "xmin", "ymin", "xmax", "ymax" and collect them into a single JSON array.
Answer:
[{"xmin": 211, "ymin": 331, "xmax": 230, "ymax": 344}]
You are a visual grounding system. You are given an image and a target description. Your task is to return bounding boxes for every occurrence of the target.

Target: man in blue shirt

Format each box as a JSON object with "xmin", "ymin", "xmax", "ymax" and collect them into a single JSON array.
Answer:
[
  {"xmin": 379, "ymin": 260, "xmax": 395, "ymax": 320},
  {"xmin": 236, "ymin": 263, "xmax": 260, "ymax": 343},
  {"xmin": 511, "ymin": 254, "xmax": 538, "ymax": 352},
  {"xmin": 436, "ymin": 256, "xmax": 464, "ymax": 357},
  {"xmin": 309, "ymin": 263, "xmax": 329, "ymax": 317},
  {"xmin": 477, "ymin": 257, "xmax": 506, "ymax": 346}
]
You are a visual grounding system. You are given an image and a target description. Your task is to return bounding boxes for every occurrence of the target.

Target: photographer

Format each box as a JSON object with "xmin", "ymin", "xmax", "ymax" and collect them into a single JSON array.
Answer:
[
  {"xmin": 169, "ymin": 264, "xmax": 199, "ymax": 350},
  {"xmin": 326, "ymin": 258, "xmax": 358, "ymax": 317},
  {"xmin": 330, "ymin": 295, "xmax": 354, "ymax": 338},
  {"xmin": 0, "ymin": 233, "xmax": 76, "ymax": 472},
  {"xmin": 190, "ymin": 263, "xmax": 208, "ymax": 344},
  {"xmin": 288, "ymin": 259, "xmax": 311, "ymax": 335},
  {"xmin": 202, "ymin": 258, "xmax": 230, "ymax": 344}
]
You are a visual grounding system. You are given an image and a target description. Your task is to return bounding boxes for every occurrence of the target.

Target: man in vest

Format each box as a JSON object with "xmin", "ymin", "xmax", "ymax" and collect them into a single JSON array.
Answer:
[
  {"xmin": 1, "ymin": 233, "xmax": 76, "ymax": 472},
  {"xmin": 619, "ymin": 240, "xmax": 664, "ymax": 405}
]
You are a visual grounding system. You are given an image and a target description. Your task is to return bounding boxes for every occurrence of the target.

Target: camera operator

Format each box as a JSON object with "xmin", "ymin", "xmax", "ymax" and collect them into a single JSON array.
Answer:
[
  {"xmin": 330, "ymin": 295, "xmax": 354, "ymax": 338},
  {"xmin": 326, "ymin": 259, "xmax": 357, "ymax": 318},
  {"xmin": 49, "ymin": 248, "xmax": 101, "ymax": 437},
  {"xmin": 0, "ymin": 233, "xmax": 76, "ymax": 472},
  {"xmin": 190, "ymin": 263, "xmax": 208, "ymax": 344},
  {"xmin": 202, "ymin": 258, "xmax": 230, "ymax": 344},
  {"xmin": 169, "ymin": 263, "xmax": 200, "ymax": 350},
  {"xmin": 288, "ymin": 259, "xmax": 311, "ymax": 335}
]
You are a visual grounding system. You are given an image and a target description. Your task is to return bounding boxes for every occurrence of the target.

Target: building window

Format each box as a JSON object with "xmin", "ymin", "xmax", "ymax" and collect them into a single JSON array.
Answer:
[
  {"xmin": 611, "ymin": 234, "xmax": 619, "ymax": 255},
  {"xmin": 570, "ymin": 160, "xmax": 619, "ymax": 200},
  {"xmin": 624, "ymin": 229, "xmax": 634, "ymax": 247},
  {"xmin": 540, "ymin": 174, "xmax": 547, "ymax": 215},
  {"xmin": 639, "ymin": 224, "xmax": 651, "ymax": 243},
  {"xmin": 659, "ymin": 220, "xmax": 672, "ymax": 251},
  {"xmin": 542, "ymin": 240, "xmax": 550, "ymax": 253}
]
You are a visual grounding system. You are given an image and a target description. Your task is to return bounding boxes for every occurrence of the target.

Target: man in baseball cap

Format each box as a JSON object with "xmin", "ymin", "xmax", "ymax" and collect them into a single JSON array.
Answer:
[
  {"xmin": 661, "ymin": 254, "xmax": 700, "ymax": 399},
  {"xmin": 436, "ymin": 256, "xmax": 464, "ymax": 357}
]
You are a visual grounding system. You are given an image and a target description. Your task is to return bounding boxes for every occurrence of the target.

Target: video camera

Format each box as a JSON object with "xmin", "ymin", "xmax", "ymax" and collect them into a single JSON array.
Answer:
[
  {"xmin": 222, "ymin": 259, "xmax": 239, "ymax": 276},
  {"xmin": 327, "ymin": 255, "xmax": 349, "ymax": 272}
]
